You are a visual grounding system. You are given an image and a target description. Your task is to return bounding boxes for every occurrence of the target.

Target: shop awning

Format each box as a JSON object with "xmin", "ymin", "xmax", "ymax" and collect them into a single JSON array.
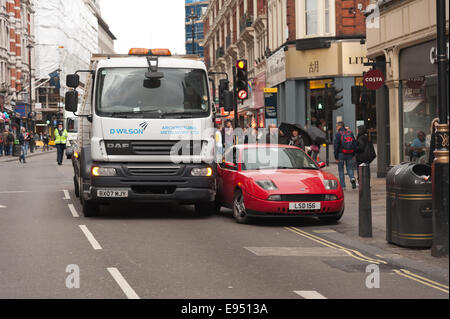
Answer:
[{"xmin": 403, "ymin": 98, "xmax": 424, "ymax": 112}]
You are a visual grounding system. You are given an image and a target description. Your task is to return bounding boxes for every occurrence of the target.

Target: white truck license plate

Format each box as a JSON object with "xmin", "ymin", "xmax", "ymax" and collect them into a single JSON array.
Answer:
[
  {"xmin": 289, "ymin": 202, "xmax": 321, "ymax": 210},
  {"xmin": 97, "ymin": 190, "xmax": 128, "ymax": 198}
]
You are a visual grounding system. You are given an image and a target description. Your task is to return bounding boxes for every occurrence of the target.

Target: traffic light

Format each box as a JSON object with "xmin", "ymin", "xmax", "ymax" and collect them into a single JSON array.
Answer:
[
  {"xmin": 235, "ymin": 59, "xmax": 248, "ymax": 100},
  {"xmin": 219, "ymin": 79, "xmax": 233, "ymax": 112},
  {"xmin": 317, "ymin": 96, "xmax": 324, "ymax": 110},
  {"xmin": 331, "ymin": 85, "xmax": 343, "ymax": 110}
]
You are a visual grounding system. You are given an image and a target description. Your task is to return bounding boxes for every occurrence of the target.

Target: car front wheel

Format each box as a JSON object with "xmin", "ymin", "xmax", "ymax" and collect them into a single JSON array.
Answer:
[{"xmin": 232, "ymin": 190, "xmax": 250, "ymax": 224}]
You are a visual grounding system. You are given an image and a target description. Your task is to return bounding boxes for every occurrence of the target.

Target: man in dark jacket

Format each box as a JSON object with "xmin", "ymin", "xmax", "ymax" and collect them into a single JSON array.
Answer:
[
  {"xmin": 355, "ymin": 125, "xmax": 371, "ymax": 184},
  {"xmin": 334, "ymin": 121, "xmax": 357, "ymax": 190}
]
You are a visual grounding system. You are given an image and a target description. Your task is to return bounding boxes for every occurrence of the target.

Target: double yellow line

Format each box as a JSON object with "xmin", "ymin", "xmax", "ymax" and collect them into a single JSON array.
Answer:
[
  {"xmin": 285, "ymin": 226, "xmax": 387, "ymax": 265},
  {"xmin": 285, "ymin": 226, "xmax": 449, "ymax": 294}
]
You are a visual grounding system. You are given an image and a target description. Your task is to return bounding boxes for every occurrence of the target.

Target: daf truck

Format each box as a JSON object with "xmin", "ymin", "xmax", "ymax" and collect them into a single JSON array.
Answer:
[{"xmin": 65, "ymin": 48, "xmax": 217, "ymax": 216}]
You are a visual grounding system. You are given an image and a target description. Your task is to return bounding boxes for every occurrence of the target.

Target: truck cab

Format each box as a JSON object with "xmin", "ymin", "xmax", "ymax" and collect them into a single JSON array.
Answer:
[{"xmin": 66, "ymin": 49, "xmax": 217, "ymax": 216}]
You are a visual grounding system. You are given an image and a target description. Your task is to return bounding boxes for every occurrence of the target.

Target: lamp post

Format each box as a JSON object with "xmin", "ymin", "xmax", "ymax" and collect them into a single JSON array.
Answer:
[
  {"xmin": 431, "ymin": 0, "xmax": 449, "ymax": 257},
  {"xmin": 26, "ymin": 44, "xmax": 33, "ymax": 131},
  {"xmin": 188, "ymin": 9, "xmax": 198, "ymax": 55}
]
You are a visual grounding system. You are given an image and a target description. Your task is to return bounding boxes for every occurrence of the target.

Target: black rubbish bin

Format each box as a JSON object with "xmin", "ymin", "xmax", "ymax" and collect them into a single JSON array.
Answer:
[
  {"xmin": 13, "ymin": 144, "xmax": 21, "ymax": 157},
  {"xmin": 386, "ymin": 163, "xmax": 433, "ymax": 248}
]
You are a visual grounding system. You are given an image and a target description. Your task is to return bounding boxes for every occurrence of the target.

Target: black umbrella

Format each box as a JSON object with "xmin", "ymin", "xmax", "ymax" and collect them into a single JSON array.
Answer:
[
  {"xmin": 279, "ymin": 122, "xmax": 312, "ymax": 146},
  {"xmin": 306, "ymin": 126, "xmax": 327, "ymax": 144}
]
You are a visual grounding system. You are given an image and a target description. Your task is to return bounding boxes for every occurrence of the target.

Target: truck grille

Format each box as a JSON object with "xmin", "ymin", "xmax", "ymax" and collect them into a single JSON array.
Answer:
[
  {"xmin": 105, "ymin": 140, "xmax": 203, "ymax": 156},
  {"xmin": 126, "ymin": 164, "xmax": 182, "ymax": 176},
  {"xmin": 132, "ymin": 140, "xmax": 180, "ymax": 156}
]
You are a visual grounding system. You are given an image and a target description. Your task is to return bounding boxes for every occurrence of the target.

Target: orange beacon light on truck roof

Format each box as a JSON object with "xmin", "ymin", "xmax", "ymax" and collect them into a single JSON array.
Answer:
[{"xmin": 129, "ymin": 48, "xmax": 171, "ymax": 56}]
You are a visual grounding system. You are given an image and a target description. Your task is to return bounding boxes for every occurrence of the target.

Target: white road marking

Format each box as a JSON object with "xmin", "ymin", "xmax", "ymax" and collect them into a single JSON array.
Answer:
[
  {"xmin": 294, "ymin": 291, "xmax": 327, "ymax": 299},
  {"xmin": 68, "ymin": 204, "xmax": 80, "ymax": 218},
  {"xmin": 0, "ymin": 205, "xmax": 6, "ymax": 209},
  {"xmin": 245, "ymin": 247, "xmax": 348, "ymax": 257},
  {"xmin": 79, "ymin": 225, "xmax": 102, "ymax": 250},
  {"xmin": 107, "ymin": 267, "xmax": 140, "ymax": 299},
  {"xmin": 63, "ymin": 190, "xmax": 70, "ymax": 200}
]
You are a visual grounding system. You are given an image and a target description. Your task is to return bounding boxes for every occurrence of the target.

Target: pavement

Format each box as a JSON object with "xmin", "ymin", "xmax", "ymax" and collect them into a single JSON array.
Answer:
[
  {"xmin": 0, "ymin": 151, "xmax": 448, "ymax": 300},
  {"xmin": 0, "ymin": 147, "xmax": 56, "ymax": 163}
]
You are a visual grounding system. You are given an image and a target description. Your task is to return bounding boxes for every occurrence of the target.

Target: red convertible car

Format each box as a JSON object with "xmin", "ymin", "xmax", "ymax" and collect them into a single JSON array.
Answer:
[{"xmin": 216, "ymin": 144, "xmax": 344, "ymax": 224}]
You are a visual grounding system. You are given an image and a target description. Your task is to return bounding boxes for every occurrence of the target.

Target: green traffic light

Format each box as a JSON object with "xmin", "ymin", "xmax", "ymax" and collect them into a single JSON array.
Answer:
[{"xmin": 318, "ymin": 103, "xmax": 323, "ymax": 110}]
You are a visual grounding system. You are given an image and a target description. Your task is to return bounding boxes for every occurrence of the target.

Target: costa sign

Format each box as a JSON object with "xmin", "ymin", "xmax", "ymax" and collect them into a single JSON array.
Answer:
[{"xmin": 363, "ymin": 69, "xmax": 385, "ymax": 90}]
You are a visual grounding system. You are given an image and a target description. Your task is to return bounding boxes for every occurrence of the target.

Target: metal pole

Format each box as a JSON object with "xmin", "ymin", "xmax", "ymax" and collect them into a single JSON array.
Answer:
[
  {"xmin": 359, "ymin": 163, "xmax": 372, "ymax": 237},
  {"xmin": 432, "ymin": 0, "xmax": 449, "ymax": 257},
  {"xmin": 28, "ymin": 45, "xmax": 33, "ymax": 132},
  {"xmin": 233, "ymin": 66, "xmax": 238, "ymax": 128}
]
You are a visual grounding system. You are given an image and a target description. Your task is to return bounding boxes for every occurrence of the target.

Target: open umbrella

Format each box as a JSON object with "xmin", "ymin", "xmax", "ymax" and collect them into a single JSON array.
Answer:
[
  {"xmin": 279, "ymin": 122, "xmax": 312, "ymax": 146},
  {"xmin": 306, "ymin": 126, "xmax": 327, "ymax": 144}
]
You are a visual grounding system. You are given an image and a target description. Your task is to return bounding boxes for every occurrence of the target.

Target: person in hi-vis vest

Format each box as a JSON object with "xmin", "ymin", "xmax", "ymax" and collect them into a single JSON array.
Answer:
[{"xmin": 54, "ymin": 121, "xmax": 68, "ymax": 165}]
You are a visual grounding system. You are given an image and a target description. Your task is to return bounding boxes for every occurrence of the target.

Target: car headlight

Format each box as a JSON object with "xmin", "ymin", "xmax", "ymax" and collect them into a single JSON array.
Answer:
[
  {"xmin": 323, "ymin": 180, "xmax": 339, "ymax": 190},
  {"xmin": 255, "ymin": 180, "xmax": 278, "ymax": 190},
  {"xmin": 324, "ymin": 194, "xmax": 338, "ymax": 201},
  {"xmin": 91, "ymin": 166, "xmax": 117, "ymax": 177},
  {"xmin": 191, "ymin": 167, "xmax": 213, "ymax": 177}
]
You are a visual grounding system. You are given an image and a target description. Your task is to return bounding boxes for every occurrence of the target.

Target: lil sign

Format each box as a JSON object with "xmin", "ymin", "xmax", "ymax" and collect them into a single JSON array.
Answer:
[{"xmin": 363, "ymin": 69, "xmax": 385, "ymax": 90}]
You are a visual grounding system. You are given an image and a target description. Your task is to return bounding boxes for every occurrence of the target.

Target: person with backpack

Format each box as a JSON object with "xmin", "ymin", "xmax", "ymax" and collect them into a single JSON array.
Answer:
[
  {"xmin": 334, "ymin": 121, "xmax": 357, "ymax": 190},
  {"xmin": 355, "ymin": 125, "xmax": 376, "ymax": 184}
]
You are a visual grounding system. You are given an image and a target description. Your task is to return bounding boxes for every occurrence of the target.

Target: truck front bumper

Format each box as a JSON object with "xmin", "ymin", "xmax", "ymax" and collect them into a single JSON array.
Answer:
[{"xmin": 83, "ymin": 163, "xmax": 216, "ymax": 204}]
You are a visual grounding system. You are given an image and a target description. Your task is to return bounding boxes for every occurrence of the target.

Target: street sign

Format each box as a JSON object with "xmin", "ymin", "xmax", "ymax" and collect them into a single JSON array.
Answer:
[
  {"xmin": 238, "ymin": 89, "xmax": 248, "ymax": 100},
  {"xmin": 363, "ymin": 69, "xmax": 385, "ymax": 90}
]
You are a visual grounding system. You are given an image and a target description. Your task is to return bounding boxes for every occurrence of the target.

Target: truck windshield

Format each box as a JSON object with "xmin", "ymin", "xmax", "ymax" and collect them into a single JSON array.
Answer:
[
  {"xmin": 96, "ymin": 67, "xmax": 210, "ymax": 118},
  {"xmin": 66, "ymin": 118, "xmax": 78, "ymax": 133}
]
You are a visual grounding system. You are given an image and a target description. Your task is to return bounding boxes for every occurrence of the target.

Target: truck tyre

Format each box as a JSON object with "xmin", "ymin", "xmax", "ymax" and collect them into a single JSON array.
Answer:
[
  {"xmin": 232, "ymin": 190, "xmax": 250, "ymax": 224},
  {"xmin": 194, "ymin": 202, "xmax": 217, "ymax": 216},
  {"xmin": 82, "ymin": 198, "xmax": 99, "ymax": 217},
  {"xmin": 74, "ymin": 176, "xmax": 80, "ymax": 198}
]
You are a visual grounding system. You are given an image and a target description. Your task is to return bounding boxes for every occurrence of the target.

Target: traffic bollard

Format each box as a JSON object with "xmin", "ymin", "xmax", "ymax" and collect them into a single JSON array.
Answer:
[{"xmin": 359, "ymin": 163, "xmax": 372, "ymax": 237}]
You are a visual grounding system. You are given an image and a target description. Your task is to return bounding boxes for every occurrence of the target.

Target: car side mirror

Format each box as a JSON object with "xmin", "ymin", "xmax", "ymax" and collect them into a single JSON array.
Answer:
[
  {"xmin": 224, "ymin": 162, "xmax": 237, "ymax": 170},
  {"xmin": 65, "ymin": 91, "xmax": 78, "ymax": 112}
]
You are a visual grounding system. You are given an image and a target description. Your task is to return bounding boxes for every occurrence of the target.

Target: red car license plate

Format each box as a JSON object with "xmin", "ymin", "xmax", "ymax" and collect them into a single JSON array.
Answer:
[{"xmin": 289, "ymin": 202, "xmax": 321, "ymax": 210}]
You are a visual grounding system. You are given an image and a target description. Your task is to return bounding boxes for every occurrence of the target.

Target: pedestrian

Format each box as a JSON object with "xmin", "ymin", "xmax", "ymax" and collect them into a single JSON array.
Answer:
[
  {"xmin": 0, "ymin": 130, "xmax": 4, "ymax": 157},
  {"xmin": 25, "ymin": 130, "xmax": 31, "ymax": 154},
  {"xmin": 54, "ymin": 121, "xmax": 68, "ymax": 165},
  {"xmin": 310, "ymin": 121, "xmax": 323, "ymax": 162},
  {"xmin": 2, "ymin": 129, "xmax": 8, "ymax": 156},
  {"xmin": 409, "ymin": 130, "xmax": 426, "ymax": 163},
  {"xmin": 6, "ymin": 129, "xmax": 14, "ymax": 156},
  {"xmin": 278, "ymin": 127, "xmax": 289, "ymax": 145},
  {"xmin": 266, "ymin": 124, "xmax": 278, "ymax": 144},
  {"xmin": 224, "ymin": 120, "xmax": 234, "ymax": 150},
  {"xmin": 215, "ymin": 124, "xmax": 223, "ymax": 163},
  {"xmin": 18, "ymin": 127, "xmax": 27, "ymax": 163},
  {"xmin": 428, "ymin": 118, "xmax": 440, "ymax": 165},
  {"xmin": 244, "ymin": 125, "xmax": 259, "ymax": 144},
  {"xmin": 334, "ymin": 121, "xmax": 357, "ymax": 190},
  {"xmin": 355, "ymin": 125, "xmax": 374, "ymax": 184},
  {"xmin": 43, "ymin": 132, "xmax": 49, "ymax": 152},
  {"xmin": 288, "ymin": 127, "xmax": 306, "ymax": 150}
]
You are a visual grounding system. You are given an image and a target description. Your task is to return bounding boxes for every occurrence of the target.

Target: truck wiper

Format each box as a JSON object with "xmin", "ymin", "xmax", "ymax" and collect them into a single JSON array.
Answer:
[
  {"xmin": 160, "ymin": 111, "xmax": 207, "ymax": 119},
  {"xmin": 108, "ymin": 111, "xmax": 164, "ymax": 119}
]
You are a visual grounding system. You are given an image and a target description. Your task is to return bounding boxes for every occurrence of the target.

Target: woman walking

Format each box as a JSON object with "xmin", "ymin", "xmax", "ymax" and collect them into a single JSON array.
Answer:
[{"xmin": 18, "ymin": 127, "xmax": 27, "ymax": 164}]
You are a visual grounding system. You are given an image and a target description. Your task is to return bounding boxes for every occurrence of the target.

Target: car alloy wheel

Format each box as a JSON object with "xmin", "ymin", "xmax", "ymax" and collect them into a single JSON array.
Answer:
[{"xmin": 232, "ymin": 190, "xmax": 249, "ymax": 224}]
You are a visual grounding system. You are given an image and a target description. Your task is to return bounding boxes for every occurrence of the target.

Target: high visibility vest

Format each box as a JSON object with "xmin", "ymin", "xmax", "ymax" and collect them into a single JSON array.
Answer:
[{"xmin": 54, "ymin": 128, "xmax": 68, "ymax": 145}]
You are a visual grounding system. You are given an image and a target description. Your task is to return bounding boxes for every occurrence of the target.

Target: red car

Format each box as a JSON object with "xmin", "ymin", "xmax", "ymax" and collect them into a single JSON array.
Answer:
[{"xmin": 216, "ymin": 144, "xmax": 344, "ymax": 224}]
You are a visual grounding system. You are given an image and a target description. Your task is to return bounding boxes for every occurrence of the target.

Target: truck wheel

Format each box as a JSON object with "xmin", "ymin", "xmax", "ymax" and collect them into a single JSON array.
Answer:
[
  {"xmin": 194, "ymin": 202, "xmax": 217, "ymax": 216},
  {"xmin": 82, "ymin": 198, "xmax": 99, "ymax": 217},
  {"xmin": 232, "ymin": 190, "xmax": 250, "ymax": 224},
  {"xmin": 74, "ymin": 176, "xmax": 80, "ymax": 198}
]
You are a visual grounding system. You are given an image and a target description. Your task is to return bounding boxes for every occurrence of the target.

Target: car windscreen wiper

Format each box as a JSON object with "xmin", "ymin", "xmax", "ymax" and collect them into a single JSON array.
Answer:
[{"xmin": 160, "ymin": 111, "xmax": 208, "ymax": 118}]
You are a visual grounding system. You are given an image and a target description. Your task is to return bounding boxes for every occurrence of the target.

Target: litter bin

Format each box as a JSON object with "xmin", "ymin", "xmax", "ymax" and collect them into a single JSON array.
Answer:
[{"xmin": 386, "ymin": 163, "xmax": 432, "ymax": 248}]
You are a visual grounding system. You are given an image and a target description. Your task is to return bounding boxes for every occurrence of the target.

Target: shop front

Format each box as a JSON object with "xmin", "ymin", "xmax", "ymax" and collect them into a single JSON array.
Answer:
[{"xmin": 399, "ymin": 39, "xmax": 449, "ymax": 163}]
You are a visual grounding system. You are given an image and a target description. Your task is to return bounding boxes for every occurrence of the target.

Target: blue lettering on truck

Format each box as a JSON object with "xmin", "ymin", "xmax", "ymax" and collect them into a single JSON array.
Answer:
[{"xmin": 109, "ymin": 129, "xmax": 145, "ymax": 135}]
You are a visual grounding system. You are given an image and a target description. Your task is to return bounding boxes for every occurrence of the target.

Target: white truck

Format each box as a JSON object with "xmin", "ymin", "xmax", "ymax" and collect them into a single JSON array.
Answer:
[{"xmin": 64, "ymin": 49, "xmax": 217, "ymax": 216}]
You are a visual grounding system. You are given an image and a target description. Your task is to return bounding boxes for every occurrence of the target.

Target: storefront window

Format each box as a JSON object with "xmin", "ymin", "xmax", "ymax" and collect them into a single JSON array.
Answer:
[{"xmin": 401, "ymin": 76, "xmax": 438, "ymax": 163}]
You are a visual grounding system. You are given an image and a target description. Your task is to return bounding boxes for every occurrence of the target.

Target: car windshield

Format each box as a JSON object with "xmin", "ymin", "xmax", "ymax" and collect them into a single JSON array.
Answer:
[
  {"xmin": 241, "ymin": 147, "xmax": 319, "ymax": 170},
  {"xmin": 95, "ymin": 67, "xmax": 210, "ymax": 118}
]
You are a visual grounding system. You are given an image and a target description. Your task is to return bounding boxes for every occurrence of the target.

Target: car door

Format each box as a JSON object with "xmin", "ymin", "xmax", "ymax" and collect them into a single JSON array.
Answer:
[{"xmin": 217, "ymin": 147, "xmax": 239, "ymax": 205}]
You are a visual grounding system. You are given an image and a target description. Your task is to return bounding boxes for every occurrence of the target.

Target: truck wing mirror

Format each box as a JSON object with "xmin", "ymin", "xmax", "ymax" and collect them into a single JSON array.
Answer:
[
  {"xmin": 223, "ymin": 91, "xmax": 233, "ymax": 112},
  {"xmin": 66, "ymin": 74, "xmax": 80, "ymax": 88},
  {"xmin": 65, "ymin": 91, "xmax": 78, "ymax": 112}
]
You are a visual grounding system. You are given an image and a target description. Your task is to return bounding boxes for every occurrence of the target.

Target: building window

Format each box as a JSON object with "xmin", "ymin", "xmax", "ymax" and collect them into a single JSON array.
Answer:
[
  {"xmin": 324, "ymin": 0, "xmax": 330, "ymax": 34},
  {"xmin": 305, "ymin": 0, "xmax": 318, "ymax": 36}
]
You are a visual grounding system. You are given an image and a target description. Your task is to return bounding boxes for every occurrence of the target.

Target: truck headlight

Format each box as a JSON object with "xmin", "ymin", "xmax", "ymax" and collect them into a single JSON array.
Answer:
[
  {"xmin": 191, "ymin": 167, "xmax": 213, "ymax": 177},
  {"xmin": 255, "ymin": 180, "xmax": 278, "ymax": 190},
  {"xmin": 323, "ymin": 180, "xmax": 338, "ymax": 190},
  {"xmin": 92, "ymin": 166, "xmax": 117, "ymax": 177}
]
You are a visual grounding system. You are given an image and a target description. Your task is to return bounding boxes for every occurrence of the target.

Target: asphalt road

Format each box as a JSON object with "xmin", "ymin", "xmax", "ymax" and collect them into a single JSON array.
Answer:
[{"xmin": 0, "ymin": 153, "xmax": 448, "ymax": 300}]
